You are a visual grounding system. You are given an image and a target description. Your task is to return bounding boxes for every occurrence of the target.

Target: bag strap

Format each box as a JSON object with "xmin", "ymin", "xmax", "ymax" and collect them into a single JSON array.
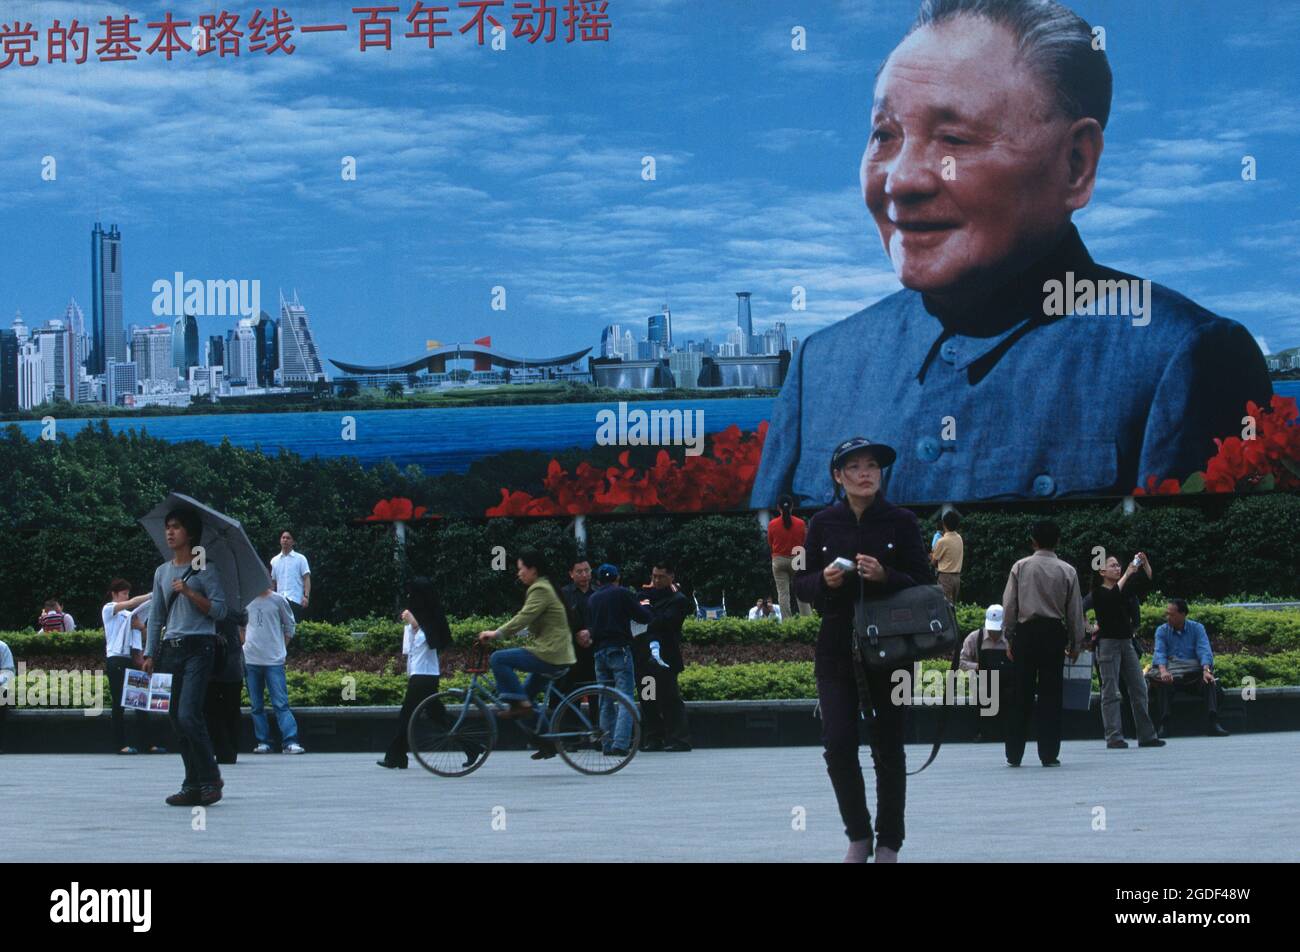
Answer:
[{"xmin": 162, "ymin": 567, "xmax": 197, "ymax": 635}]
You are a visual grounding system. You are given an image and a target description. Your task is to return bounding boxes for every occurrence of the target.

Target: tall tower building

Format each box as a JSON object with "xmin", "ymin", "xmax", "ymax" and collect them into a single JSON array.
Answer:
[
  {"xmin": 36, "ymin": 320, "xmax": 75, "ymax": 402},
  {"xmin": 622, "ymin": 329, "xmax": 635, "ymax": 361},
  {"xmin": 600, "ymin": 324, "xmax": 623, "ymax": 359},
  {"xmin": 0, "ymin": 329, "xmax": 18, "ymax": 411},
  {"xmin": 736, "ymin": 292, "xmax": 753, "ymax": 356},
  {"xmin": 206, "ymin": 334, "xmax": 225, "ymax": 369},
  {"xmin": 90, "ymin": 222, "xmax": 125, "ymax": 375},
  {"xmin": 254, "ymin": 311, "xmax": 278, "ymax": 387},
  {"xmin": 648, "ymin": 305, "xmax": 672, "ymax": 354},
  {"xmin": 227, "ymin": 319, "xmax": 259, "ymax": 385},
  {"xmin": 131, "ymin": 324, "xmax": 174, "ymax": 384},
  {"xmin": 18, "ymin": 339, "xmax": 46, "ymax": 409},
  {"xmin": 172, "ymin": 312, "xmax": 199, "ymax": 374},
  {"xmin": 277, "ymin": 290, "xmax": 326, "ymax": 385}
]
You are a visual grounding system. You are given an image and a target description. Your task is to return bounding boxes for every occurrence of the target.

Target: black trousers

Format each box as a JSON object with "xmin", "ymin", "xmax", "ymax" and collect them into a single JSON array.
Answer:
[
  {"xmin": 106, "ymin": 656, "xmax": 152, "ymax": 750},
  {"xmin": 639, "ymin": 665, "xmax": 691, "ymax": 747},
  {"xmin": 1148, "ymin": 669, "xmax": 1221, "ymax": 726},
  {"xmin": 1005, "ymin": 618, "xmax": 1067, "ymax": 765},
  {"xmin": 164, "ymin": 638, "xmax": 221, "ymax": 789},
  {"xmin": 555, "ymin": 641, "xmax": 597, "ymax": 696},
  {"xmin": 386, "ymin": 674, "xmax": 442, "ymax": 762},
  {"xmin": 205, "ymin": 680, "xmax": 243, "ymax": 764},
  {"xmin": 815, "ymin": 654, "xmax": 906, "ymax": 851},
  {"xmin": 0, "ymin": 700, "xmax": 7, "ymax": 750}
]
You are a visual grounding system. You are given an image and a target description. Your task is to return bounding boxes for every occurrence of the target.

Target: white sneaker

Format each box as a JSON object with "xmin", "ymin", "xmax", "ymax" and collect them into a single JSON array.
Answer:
[
  {"xmin": 253, "ymin": 743, "xmax": 274, "ymax": 754},
  {"xmin": 283, "ymin": 743, "xmax": 306, "ymax": 754}
]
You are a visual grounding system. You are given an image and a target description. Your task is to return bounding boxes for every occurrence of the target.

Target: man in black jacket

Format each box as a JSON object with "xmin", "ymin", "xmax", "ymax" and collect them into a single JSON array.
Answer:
[
  {"xmin": 558, "ymin": 559, "xmax": 597, "ymax": 694},
  {"xmin": 636, "ymin": 559, "xmax": 692, "ymax": 752}
]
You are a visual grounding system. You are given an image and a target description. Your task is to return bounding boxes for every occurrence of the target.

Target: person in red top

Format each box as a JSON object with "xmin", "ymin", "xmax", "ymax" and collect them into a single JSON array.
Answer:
[{"xmin": 768, "ymin": 495, "xmax": 812, "ymax": 619}]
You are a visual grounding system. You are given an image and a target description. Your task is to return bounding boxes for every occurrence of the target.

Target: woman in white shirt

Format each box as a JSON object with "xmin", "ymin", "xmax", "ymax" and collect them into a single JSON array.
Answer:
[
  {"xmin": 378, "ymin": 607, "xmax": 443, "ymax": 768},
  {"xmin": 102, "ymin": 578, "xmax": 152, "ymax": 754}
]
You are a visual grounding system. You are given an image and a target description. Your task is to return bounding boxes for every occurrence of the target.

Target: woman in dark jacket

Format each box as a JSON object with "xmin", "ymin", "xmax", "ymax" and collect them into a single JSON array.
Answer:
[{"xmin": 794, "ymin": 437, "xmax": 932, "ymax": 864}]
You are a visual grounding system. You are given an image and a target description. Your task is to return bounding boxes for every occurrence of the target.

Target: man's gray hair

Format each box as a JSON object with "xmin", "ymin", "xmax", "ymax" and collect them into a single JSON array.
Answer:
[{"xmin": 907, "ymin": 0, "xmax": 1112, "ymax": 129}]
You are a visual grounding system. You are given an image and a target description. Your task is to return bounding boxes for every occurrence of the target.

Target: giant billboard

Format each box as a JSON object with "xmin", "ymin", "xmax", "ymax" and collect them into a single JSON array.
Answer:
[{"xmin": 2, "ymin": 0, "xmax": 1297, "ymax": 517}]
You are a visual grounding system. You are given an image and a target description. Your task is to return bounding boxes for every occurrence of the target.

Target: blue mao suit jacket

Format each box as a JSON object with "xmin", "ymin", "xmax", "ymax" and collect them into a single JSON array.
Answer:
[{"xmin": 751, "ymin": 229, "xmax": 1272, "ymax": 507}]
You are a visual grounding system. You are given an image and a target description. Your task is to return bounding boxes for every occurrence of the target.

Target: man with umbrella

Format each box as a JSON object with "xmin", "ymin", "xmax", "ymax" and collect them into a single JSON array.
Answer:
[{"xmin": 141, "ymin": 494, "xmax": 267, "ymax": 807}]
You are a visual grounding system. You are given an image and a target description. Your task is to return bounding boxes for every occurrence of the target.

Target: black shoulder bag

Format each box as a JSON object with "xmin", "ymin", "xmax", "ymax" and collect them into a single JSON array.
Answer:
[{"xmin": 849, "ymin": 576, "xmax": 962, "ymax": 775}]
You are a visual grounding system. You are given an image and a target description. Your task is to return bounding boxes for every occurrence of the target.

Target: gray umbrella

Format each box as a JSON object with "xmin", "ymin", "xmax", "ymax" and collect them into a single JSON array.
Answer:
[{"xmin": 139, "ymin": 492, "xmax": 272, "ymax": 610}]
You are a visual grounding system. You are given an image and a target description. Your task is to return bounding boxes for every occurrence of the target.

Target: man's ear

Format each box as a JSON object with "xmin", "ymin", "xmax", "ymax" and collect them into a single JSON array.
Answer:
[{"xmin": 1063, "ymin": 117, "xmax": 1103, "ymax": 212}]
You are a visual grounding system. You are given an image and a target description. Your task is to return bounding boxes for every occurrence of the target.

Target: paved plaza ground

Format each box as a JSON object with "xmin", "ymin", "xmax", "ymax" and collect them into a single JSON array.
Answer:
[{"xmin": 5, "ymin": 733, "xmax": 1295, "ymax": 862}]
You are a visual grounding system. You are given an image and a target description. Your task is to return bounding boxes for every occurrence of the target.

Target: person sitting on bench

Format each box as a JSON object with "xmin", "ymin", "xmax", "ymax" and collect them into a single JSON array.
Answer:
[{"xmin": 1145, "ymin": 599, "xmax": 1228, "ymax": 738}]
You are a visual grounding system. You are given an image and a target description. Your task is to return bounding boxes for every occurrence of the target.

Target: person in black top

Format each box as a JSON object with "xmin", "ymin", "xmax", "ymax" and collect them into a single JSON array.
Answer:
[
  {"xmin": 794, "ymin": 437, "xmax": 932, "ymax": 864},
  {"xmin": 587, "ymin": 564, "xmax": 653, "ymax": 756},
  {"xmin": 1083, "ymin": 553, "xmax": 1164, "ymax": 749},
  {"xmin": 557, "ymin": 559, "xmax": 597, "ymax": 693},
  {"xmin": 636, "ymin": 559, "xmax": 692, "ymax": 752}
]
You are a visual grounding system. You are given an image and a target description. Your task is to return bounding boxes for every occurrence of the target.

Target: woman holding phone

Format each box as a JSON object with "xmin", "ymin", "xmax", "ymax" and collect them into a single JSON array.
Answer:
[
  {"xmin": 1084, "ymin": 553, "xmax": 1164, "ymax": 750},
  {"xmin": 794, "ymin": 437, "xmax": 932, "ymax": 863}
]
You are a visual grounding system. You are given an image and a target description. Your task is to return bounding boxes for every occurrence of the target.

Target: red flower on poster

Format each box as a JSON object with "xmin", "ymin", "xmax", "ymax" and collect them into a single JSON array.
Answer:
[
  {"xmin": 1134, "ymin": 396, "xmax": 1300, "ymax": 495},
  {"xmin": 485, "ymin": 422, "xmax": 769, "ymax": 515},
  {"xmin": 365, "ymin": 496, "xmax": 430, "ymax": 522}
]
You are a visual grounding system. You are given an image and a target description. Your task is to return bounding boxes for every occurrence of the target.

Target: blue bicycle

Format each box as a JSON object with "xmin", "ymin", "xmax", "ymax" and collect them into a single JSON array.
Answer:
[{"xmin": 407, "ymin": 642, "xmax": 641, "ymax": 777}]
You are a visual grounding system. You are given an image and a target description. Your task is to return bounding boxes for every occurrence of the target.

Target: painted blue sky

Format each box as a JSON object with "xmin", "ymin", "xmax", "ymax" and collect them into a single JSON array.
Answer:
[{"xmin": 2, "ymin": 0, "xmax": 1298, "ymax": 369}]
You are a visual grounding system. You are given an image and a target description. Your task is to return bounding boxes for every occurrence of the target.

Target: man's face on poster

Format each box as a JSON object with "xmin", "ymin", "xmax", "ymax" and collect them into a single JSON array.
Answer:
[{"xmin": 862, "ymin": 18, "xmax": 1092, "ymax": 296}]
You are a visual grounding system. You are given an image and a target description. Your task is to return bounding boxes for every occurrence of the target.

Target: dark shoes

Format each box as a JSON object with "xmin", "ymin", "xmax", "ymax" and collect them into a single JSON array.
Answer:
[
  {"xmin": 1208, "ymin": 722, "xmax": 1230, "ymax": 737},
  {"xmin": 1107, "ymin": 739, "xmax": 1130, "ymax": 749},
  {"xmin": 166, "ymin": 781, "xmax": 223, "ymax": 806},
  {"xmin": 604, "ymin": 748, "xmax": 630, "ymax": 757},
  {"xmin": 1138, "ymin": 738, "xmax": 1167, "ymax": 748},
  {"xmin": 1006, "ymin": 760, "xmax": 1021, "ymax": 767},
  {"xmin": 663, "ymin": 743, "xmax": 693, "ymax": 752},
  {"xmin": 641, "ymin": 740, "xmax": 665, "ymax": 752},
  {"xmin": 377, "ymin": 758, "xmax": 408, "ymax": 769},
  {"xmin": 1041, "ymin": 759, "xmax": 1061, "ymax": 767}
]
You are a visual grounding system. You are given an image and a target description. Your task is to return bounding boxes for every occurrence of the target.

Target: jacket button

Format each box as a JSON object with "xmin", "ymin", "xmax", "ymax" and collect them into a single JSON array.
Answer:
[
  {"xmin": 1032, "ymin": 474, "xmax": 1056, "ymax": 496},
  {"xmin": 915, "ymin": 436, "xmax": 941, "ymax": 463},
  {"xmin": 939, "ymin": 339, "xmax": 959, "ymax": 364}
]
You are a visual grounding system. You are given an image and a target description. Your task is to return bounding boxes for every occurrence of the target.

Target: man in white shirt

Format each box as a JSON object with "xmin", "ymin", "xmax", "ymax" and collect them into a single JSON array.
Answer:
[
  {"xmin": 0, "ymin": 638, "xmax": 14, "ymax": 753},
  {"xmin": 269, "ymin": 530, "xmax": 312, "ymax": 622},
  {"xmin": 242, "ymin": 588, "xmax": 303, "ymax": 754},
  {"xmin": 102, "ymin": 580, "xmax": 152, "ymax": 753}
]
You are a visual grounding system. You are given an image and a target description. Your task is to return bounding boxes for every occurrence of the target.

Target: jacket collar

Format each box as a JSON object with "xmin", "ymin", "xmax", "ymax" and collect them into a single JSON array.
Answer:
[{"xmin": 916, "ymin": 224, "xmax": 1096, "ymax": 385}]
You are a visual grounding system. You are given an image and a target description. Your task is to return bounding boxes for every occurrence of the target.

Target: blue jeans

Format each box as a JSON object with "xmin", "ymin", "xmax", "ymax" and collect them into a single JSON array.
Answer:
[
  {"xmin": 163, "ymin": 637, "xmax": 221, "ymax": 789},
  {"xmin": 490, "ymin": 647, "xmax": 564, "ymax": 705},
  {"xmin": 246, "ymin": 664, "xmax": 299, "ymax": 748},
  {"xmin": 595, "ymin": 644, "xmax": 636, "ymax": 752}
]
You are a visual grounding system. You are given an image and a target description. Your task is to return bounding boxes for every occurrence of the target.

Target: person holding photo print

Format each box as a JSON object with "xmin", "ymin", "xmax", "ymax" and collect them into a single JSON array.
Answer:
[
  {"xmin": 143, "ymin": 507, "xmax": 228, "ymax": 807},
  {"xmin": 795, "ymin": 437, "xmax": 932, "ymax": 864},
  {"xmin": 102, "ymin": 579, "xmax": 152, "ymax": 754}
]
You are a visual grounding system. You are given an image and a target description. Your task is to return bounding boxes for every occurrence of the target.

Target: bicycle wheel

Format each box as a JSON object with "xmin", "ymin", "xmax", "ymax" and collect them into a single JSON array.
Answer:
[
  {"xmin": 550, "ymin": 685, "xmax": 641, "ymax": 775},
  {"xmin": 408, "ymin": 689, "xmax": 496, "ymax": 777}
]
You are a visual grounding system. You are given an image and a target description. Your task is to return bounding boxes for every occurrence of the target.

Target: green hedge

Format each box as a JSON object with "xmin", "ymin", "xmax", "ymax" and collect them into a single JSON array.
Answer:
[{"xmin": 8, "ymin": 598, "xmax": 1300, "ymax": 657}]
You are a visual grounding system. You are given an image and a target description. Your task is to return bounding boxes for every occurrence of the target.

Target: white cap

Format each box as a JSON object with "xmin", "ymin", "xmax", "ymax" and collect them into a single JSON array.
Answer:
[{"xmin": 984, "ymin": 604, "xmax": 1004, "ymax": 631}]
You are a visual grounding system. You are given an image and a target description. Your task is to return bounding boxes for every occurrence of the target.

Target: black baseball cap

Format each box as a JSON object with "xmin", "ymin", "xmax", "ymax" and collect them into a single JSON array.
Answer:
[{"xmin": 830, "ymin": 436, "xmax": 897, "ymax": 471}]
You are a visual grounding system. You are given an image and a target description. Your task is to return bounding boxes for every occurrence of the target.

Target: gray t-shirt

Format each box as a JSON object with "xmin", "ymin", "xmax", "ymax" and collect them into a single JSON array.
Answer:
[{"xmin": 145, "ymin": 561, "xmax": 228, "ymax": 658}]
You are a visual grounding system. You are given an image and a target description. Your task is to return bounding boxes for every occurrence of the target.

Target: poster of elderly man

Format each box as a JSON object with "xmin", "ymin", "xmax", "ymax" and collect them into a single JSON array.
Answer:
[{"xmin": 752, "ymin": 0, "xmax": 1284, "ymax": 508}]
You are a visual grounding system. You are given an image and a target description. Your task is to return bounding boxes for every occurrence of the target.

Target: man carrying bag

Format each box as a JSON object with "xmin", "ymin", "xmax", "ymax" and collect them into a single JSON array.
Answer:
[{"xmin": 143, "ymin": 507, "xmax": 228, "ymax": 807}]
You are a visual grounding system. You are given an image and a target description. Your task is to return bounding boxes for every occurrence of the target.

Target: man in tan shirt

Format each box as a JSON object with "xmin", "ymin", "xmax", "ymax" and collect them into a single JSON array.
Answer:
[
  {"xmin": 930, "ymin": 510, "xmax": 964, "ymax": 603},
  {"xmin": 1001, "ymin": 520, "xmax": 1085, "ymax": 768}
]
